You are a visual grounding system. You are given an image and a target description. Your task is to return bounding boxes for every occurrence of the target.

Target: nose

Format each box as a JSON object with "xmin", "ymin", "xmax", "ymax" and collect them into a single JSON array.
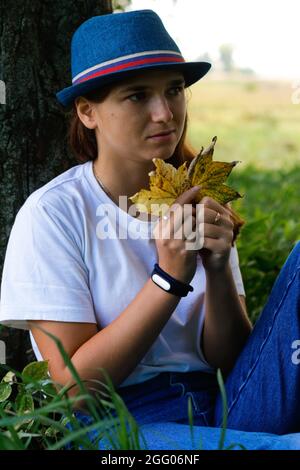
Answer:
[{"xmin": 150, "ymin": 95, "xmax": 174, "ymax": 123}]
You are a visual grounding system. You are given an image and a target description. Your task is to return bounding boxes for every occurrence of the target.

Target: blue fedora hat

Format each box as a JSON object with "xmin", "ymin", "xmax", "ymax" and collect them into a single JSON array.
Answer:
[{"xmin": 56, "ymin": 9, "xmax": 211, "ymax": 107}]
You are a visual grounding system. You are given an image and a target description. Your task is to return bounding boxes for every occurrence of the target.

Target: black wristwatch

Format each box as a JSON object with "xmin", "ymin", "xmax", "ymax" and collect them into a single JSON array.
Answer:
[{"xmin": 151, "ymin": 263, "xmax": 194, "ymax": 297}]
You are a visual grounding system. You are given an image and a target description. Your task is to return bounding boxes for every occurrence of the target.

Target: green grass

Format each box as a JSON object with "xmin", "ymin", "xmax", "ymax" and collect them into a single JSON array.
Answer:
[
  {"xmin": 186, "ymin": 78, "xmax": 300, "ymax": 322},
  {"xmin": 186, "ymin": 79, "xmax": 300, "ymax": 170},
  {"xmin": 0, "ymin": 334, "xmax": 234, "ymax": 450},
  {"xmin": 228, "ymin": 166, "xmax": 300, "ymax": 321}
]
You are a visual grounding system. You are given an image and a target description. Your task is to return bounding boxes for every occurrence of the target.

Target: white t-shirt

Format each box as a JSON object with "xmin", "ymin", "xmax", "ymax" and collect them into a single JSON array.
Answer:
[{"xmin": 0, "ymin": 161, "xmax": 245, "ymax": 387}]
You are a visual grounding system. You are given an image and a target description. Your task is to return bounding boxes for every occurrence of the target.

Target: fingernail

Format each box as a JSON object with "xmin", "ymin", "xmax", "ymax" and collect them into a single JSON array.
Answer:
[{"xmin": 193, "ymin": 185, "xmax": 200, "ymax": 190}]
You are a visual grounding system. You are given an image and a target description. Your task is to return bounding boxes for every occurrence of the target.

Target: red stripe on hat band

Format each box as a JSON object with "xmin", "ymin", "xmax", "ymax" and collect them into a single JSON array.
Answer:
[{"xmin": 75, "ymin": 56, "xmax": 185, "ymax": 84}]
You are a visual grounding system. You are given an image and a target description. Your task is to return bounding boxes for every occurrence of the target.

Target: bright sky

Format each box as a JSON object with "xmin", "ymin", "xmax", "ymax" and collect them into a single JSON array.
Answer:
[{"xmin": 126, "ymin": 0, "xmax": 300, "ymax": 80}]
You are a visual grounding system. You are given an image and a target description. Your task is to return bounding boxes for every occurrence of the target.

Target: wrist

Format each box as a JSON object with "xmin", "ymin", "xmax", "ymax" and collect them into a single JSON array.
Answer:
[
  {"xmin": 204, "ymin": 260, "xmax": 231, "ymax": 277},
  {"xmin": 157, "ymin": 262, "xmax": 192, "ymax": 285},
  {"xmin": 151, "ymin": 263, "xmax": 194, "ymax": 297}
]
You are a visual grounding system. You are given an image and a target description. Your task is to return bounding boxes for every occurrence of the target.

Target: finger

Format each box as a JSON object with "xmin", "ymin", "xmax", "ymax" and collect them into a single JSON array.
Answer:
[
  {"xmin": 165, "ymin": 203, "xmax": 186, "ymax": 236},
  {"xmin": 204, "ymin": 208, "xmax": 234, "ymax": 228},
  {"xmin": 158, "ymin": 206, "xmax": 195, "ymax": 241},
  {"xmin": 162, "ymin": 204, "xmax": 196, "ymax": 224},
  {"xmin": 187, "ymin": 219, "xmax": 199, "ymax": 240},
  {"xmin": 200, "ymin": 196, "xmax": 231, "ymax": 216},
  {"xmin": 172, "ymin": 186, "xmax": 200, "ymax": 207},
  {"xmin": 177, "ymin": 214, "xmax": 196, "ymax": 241},
  {"xmin": 163, "ymin": 187, "xmax": 199, "ymax": 235},
  {"xmin": 183, "ymin": 219, "xmax": 204, "ymax": 251},
  {"xmin": 201, "ymin": 223, "xmax": 234, "ymax": 243},
  {"xmin": 201, "ymin": 237, "xmax": 231, "ymax": 253}
]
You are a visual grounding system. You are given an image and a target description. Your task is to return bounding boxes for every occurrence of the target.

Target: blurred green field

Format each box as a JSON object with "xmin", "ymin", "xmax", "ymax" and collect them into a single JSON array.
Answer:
[
  {"xmin": 187, "ymin": 79, "xmax": 300, "ymax": 170},
  {"xmin": 186, "ymin": 79, "xmax": 300, "ymax": 321}
]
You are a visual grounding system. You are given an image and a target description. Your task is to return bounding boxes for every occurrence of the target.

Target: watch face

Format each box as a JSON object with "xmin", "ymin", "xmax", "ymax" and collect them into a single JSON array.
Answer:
[{"xmin": 152, "ymin": 274, "xmax": 171, "ymax": 291}]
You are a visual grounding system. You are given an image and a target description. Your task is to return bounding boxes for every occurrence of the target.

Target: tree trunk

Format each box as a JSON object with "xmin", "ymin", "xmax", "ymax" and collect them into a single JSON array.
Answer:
[{"xmin": 0, "ymin": 0, "xmax": 113, "ymax": 372}]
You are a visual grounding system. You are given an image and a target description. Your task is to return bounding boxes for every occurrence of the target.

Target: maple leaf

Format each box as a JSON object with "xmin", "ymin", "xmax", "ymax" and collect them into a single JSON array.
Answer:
[{"xmin": 129, "ymin": 136, "xmax": 243, "ymax": 216}]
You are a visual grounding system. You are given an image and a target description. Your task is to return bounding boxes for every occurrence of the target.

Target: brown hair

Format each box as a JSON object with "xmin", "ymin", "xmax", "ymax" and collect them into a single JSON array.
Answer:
[{"xmin": 67, "ymin": 88, "xmax": 245, "ymax": 243}]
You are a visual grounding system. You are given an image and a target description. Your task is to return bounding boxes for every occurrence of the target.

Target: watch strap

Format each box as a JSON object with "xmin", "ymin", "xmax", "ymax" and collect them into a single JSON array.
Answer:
[{"xmin": 151, "ymin": 263, "xmax": 194, "ymax": 297}]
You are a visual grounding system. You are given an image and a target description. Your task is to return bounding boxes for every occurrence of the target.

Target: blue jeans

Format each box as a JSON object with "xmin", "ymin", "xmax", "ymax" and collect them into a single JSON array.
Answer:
[{"xmin": 72, "ymin": 240, "xmax": 300, "ymax": 449}]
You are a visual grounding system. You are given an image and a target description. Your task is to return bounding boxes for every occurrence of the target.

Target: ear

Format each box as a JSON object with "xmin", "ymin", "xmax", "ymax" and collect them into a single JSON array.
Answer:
[{"xmin": 75, "ymin": 97, "xmax": 97, "ymax": 130}]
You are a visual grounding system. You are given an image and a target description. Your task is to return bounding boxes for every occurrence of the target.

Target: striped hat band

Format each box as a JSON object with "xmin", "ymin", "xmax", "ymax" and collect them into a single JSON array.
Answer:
[{"xmin": 72, "ymin": 51, "xmax": 185, "ymax": 85}]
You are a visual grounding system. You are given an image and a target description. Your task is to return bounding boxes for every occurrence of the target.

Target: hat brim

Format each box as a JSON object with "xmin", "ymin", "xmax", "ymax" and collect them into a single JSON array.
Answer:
[{"xmin": 56, "ymin": 62, "xmax": 211, "ymax": 108}]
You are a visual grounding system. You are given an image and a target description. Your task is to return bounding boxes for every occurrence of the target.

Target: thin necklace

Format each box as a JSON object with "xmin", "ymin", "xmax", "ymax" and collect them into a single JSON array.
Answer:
[
  {"xmin": 92, "ymin": 161, "xmax": 119, "ymax": 205},
  {"xmin": 92, "ymin": 162, "xmax": 143, "ymax": 220}
]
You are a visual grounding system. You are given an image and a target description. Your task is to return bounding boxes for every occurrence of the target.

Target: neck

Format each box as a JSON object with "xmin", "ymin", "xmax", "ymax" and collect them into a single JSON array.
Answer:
[{"xmin": 93, "ymin": 157, "xmax": 155, "ymax": 217}]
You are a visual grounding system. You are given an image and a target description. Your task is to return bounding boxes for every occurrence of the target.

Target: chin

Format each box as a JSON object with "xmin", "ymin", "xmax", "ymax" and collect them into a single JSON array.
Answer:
[{"xmin": 150, "ymin": 147, "xmax": 177, "ymax": 161}]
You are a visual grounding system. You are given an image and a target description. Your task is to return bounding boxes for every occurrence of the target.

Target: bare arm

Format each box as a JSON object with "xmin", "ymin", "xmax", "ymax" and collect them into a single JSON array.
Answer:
[
  {"xmin": 30, "ymin": 278, "xmax": 181, "ymax": 405},
  {"xmin": 201, "ymin": 262, "xmax": 252, "ymax": 377}
]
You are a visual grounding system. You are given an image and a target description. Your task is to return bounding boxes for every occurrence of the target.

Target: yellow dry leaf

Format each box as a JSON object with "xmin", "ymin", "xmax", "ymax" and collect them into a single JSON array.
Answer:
[{"xmin": 129, "ymin": 136, "xmax": 242, "ymax": 216}]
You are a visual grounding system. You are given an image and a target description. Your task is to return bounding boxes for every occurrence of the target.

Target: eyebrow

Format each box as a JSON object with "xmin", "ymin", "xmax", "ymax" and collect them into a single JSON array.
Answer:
[{"xmin": 119, "ymin": 78, "xmax": 186, "ymax": 94}]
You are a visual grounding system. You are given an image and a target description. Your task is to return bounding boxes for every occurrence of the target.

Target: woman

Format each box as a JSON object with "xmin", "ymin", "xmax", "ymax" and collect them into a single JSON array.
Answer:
[{"xmin": 1, "ymin": 10, "xmax": 300, "ymax": 447}]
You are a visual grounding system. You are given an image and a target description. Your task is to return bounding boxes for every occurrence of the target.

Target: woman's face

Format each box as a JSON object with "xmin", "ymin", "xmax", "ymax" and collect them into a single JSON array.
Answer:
[{"xmin": 86, "ymin": 69, "xmax": 187, "ymax": 162}]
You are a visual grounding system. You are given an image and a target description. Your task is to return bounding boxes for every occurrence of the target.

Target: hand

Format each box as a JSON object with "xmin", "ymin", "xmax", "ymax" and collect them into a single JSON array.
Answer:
[
  {"xmin": 153, "ymin": 186, "xmax": 200, "ymax": 284},
  {"xmin": 197, "ymin": 197, "xmax": 234, "ymax": 273}
]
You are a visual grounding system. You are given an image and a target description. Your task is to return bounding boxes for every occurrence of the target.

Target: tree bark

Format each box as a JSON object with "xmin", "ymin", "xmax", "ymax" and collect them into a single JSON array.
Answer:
[{"xmin": 0, "ymin": 0, "xmax": 113, "ymax": 371}]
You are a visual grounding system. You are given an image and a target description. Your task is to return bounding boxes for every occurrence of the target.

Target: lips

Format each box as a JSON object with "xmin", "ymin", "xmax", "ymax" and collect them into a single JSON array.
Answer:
[{"xmin": 148, "ymin": 129, "xmax": 175, "ymax": 138}]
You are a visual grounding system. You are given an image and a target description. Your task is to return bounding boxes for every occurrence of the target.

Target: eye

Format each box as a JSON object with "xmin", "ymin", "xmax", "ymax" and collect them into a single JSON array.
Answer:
[
  {"xmin": 127, "ymin": 92, "xmax": 146, "ymax": 102},
  {"xmin": 126, "ymin": 86, "xmax": 184, "ymax": 102},
  {"xmin": 168, "ymin": 86, "xmax": 184, "ymax": 96}
]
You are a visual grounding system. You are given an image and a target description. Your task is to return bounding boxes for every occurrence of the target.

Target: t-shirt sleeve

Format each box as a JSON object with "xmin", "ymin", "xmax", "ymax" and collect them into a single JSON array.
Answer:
[
  {"xmin": 229, "ymin": 243, "xmax": 246, "ymax": 296},
  {"xmin": 0, "ymin": 200, "xmax": 96, "ymax": 330}
]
